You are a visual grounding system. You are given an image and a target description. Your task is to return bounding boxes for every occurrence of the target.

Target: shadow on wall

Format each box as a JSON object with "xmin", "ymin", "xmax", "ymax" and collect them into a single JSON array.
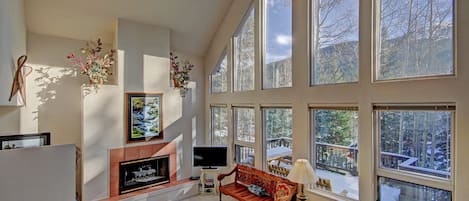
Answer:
[
  {"xmin": 28, "ymin": 63, "xmax": 85, "ymax": 200},
  {"xmin": 32, "ymin": 65, "xmax": 84, "ymax": 142},
  {"xmin": 84, "ymin": 93, "xmax": 121, "ymax": 200},
  {"xmin": 34, "ymin": 66, "xmax": 76, "ymax": 116}
]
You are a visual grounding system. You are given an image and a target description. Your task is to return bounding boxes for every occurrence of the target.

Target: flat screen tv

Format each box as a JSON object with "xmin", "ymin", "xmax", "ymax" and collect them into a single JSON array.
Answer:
[{"xmin": 193, "ymin": 146, "xmax": 227, "ymax": 168}]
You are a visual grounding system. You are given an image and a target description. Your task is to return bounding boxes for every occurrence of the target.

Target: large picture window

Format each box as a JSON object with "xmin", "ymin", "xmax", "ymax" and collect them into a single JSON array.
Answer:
[
  {"xmin": 234, "ymin": 5, "xmax": 255, "ymax": 92},
  {"xmin": 210, "ymin": 106, "xmax": 228, "ymax": 145},
  {"xmin": 263, "ymin": 108, "xmax": 292, "ymax": 176},
  {"xmin": 311, "ymin": 0, "xmax": 359, "ymax": 85},
  {"xmin": 376, "ymin": 0, "xmax": 454, "ymax": 80},
  {"xmin": 233, "ymin": 107, "xmax": 256, "ymax": 166},
  {"xmin": 375, "ymin": 105, "xmax": 454, "ymax": 200},
  {"xmin": 263, "ymin": 0, "xmax": 292, "ymax": 89},
  {"xmin": 210, "ymin": 51, "xmax": 228, "ymax": 93},
  {"xmin": 311, "ymin": 107, "xmax": 359, "ymax": 200},
  {"xmin": 205, "ymin": 0, "xmax": 461, "ymax": 200}
]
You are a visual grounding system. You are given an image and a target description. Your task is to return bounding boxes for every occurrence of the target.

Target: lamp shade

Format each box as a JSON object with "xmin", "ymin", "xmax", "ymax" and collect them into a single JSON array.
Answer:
[{"xmin": 287, "ymin": 159, "xmax": 315, "ymax": 184}]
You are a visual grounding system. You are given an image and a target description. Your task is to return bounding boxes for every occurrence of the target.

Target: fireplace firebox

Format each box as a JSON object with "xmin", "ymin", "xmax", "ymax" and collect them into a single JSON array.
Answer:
[{"xmin": 119, "ymin": 155, "xmax": 170, "ymax": 194}]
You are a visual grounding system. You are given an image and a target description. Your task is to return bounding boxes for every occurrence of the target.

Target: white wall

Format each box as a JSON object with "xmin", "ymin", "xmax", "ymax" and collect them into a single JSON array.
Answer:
[
  {"xmin": 0, "ymin": 32, "xmax": 89, "ymax": 199},
  {"xmin": 0, "ymin": 144, "xmax": 76, "ymax": 201},
  {"xmin": 82, "ymin": 19, "xmax": 205, "ymax": 201},
  {"xmin": 0, "ymin": 0, "xmax": 26, "ymax": 132},
  {"xmin": 24, "ymin": 33, "xmax": 86, "ymax": 145},
  {"xmin": 0, "ymin": 33, "xmax": 86, "ymax": 144},
  {"xmin": 204, "ymin": 0, "xmax": 469, "ymax": 201},
  {"xmin": 0, "ymin": 0, "xmax": 26, "ymax": 106},
  {"xmin": 0, "ymin": 107, "xmax": 20, "ymax": 133},
  {"xmin": 82, "ymin": 83, "xmax": 123, "ymax": 200}
]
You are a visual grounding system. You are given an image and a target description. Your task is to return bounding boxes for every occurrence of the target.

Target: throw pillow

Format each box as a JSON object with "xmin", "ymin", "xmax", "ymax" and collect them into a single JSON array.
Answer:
[
  {"xmin": 248, "ymin": 184, "xmax": 269, "ymax": 197},
  {"xmin": 274, "ymin": 182, "xmax": 294, "ymax": 201}
]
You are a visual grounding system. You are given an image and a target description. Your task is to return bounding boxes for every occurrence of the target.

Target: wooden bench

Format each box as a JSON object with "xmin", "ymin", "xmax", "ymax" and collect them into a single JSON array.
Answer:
[{"xmin": 217, "ymin": 164, "xmax": 297, "ymax": 201}]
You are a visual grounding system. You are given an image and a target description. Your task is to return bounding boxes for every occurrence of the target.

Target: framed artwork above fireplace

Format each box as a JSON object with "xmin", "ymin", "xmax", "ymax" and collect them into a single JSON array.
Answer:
[{"xmin": 126, "ymin": 92, "xmax": 164, "ymax": 143}]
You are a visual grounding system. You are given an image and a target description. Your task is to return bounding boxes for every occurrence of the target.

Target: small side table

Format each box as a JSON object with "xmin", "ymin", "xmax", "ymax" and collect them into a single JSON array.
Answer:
[{"xmin": 199, "ymin": 168, "xmax": 219, "ymax": 195}]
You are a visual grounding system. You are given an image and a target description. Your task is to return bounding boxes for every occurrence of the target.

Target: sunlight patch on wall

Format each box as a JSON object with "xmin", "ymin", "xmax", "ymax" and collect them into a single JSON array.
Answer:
[
  {"xmin": 20, "ymin": 63, "xmax": 79, "ymax": 134},
  {"xmin": 192, "ymin": 116, "xmax": 197, "ymax": 146},
  {"xmin": 175, "ymin": 133, "xmax": 183, "ymax": 180},
  {"xmin": 142, "ymin": 54, "xmax": 183, "ymax": 129},
  {"xmin": 188, "ymin": 81, "xmax": 197, "ymax": 104}
]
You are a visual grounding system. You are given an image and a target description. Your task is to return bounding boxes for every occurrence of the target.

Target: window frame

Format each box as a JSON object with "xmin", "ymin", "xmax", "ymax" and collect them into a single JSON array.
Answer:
[
  {"xmin": 261, "ymin": 0, "xmax": 293, "ymax": 90},
  {"xmin": 205, "ymin": 0, "xmax": 462, "ymax": 200},
  {"xmin": 373, "ymin": 104, "xmax": 455, "ymax": 194},
  {"xmin": 232, "ymin": 2, "xmax": 256, "ymax": 92},
  {"xmin": 309, "ymin": 0, "xmax": 360, "ymax": 86},
  {"xmin": 372, "ymin": 0, "xmax": 457, "ymax": 83},
  {"xmin": 309, "ymin": 105, "xmax": 360, "ymax": 201},
  {"xmin": 210, "ymin": 49, "xmax": 229, "ymax": 94},
  {"xmin": 209, "ymin": 105, "xmax": 229, "ymax": 146},
  {"xmin": 233, "ymin": 106, "xmax": 256, "ymax": 166},
  {"xmin": 261, "ymin": 106, "xmax": 293, "ymax": 173}
]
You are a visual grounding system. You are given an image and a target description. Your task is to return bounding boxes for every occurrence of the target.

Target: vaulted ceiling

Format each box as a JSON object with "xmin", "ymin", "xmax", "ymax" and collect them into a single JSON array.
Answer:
[{"xmin": 25, "ymin": 0, "xmax": 233, "ymax": 56}]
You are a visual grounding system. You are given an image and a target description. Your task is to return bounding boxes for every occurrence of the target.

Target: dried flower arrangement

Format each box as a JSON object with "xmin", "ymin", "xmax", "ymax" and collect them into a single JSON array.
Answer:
[
  {"xmin": 170, "ymin": 52, "xmax": 194, "ymax": 97},
  {"xmin": 67, "ymin": 38, "xmax": 115, "ymax": 90}
]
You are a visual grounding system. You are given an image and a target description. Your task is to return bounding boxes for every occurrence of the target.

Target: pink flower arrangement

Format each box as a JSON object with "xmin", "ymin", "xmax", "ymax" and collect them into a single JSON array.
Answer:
[
  {"xmin": 67, "ymin": 38, "xmax": 115, "ymax": 90},
  {"xmin": 170, "ymin": 52, "xmax": 194, "ymax": 90}
]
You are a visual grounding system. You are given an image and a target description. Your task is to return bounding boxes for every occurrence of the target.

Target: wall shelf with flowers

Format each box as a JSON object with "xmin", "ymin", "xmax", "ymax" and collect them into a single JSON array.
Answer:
[
  {"xmin": 67, "ymin": 38, "xmax": 115, "ymax": 91},
  {"xmin": 170, "ymin": 52, "xmax": 194, "ymax": 97}
]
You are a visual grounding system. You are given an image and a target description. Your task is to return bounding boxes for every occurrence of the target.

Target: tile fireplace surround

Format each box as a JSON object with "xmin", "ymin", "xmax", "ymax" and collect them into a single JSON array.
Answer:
[{"xmin": 109, "ymin": 142, "xmax": 177, "ymax": 197}]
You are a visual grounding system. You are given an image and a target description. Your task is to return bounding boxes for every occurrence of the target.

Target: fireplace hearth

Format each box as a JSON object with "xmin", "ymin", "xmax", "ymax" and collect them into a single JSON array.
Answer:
[{"xmin": 119, "ymin": 155, "xmax": 170, "ymax": 194}]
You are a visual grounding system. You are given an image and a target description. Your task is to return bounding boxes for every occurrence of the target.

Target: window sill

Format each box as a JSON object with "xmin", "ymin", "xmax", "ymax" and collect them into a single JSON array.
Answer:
[{"xmin": 307, "ymin": 188, "xmax": 358, "ymax": 201}]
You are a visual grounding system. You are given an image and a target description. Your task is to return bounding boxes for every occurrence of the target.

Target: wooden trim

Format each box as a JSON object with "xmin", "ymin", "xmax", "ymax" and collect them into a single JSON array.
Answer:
[
  {"xmin": 373, "ymin": 104, "xmax": 456, "ymax": 111},
  {"xmin": 309, "ymin": 106, "xmax": 359, "ymax": 111}
]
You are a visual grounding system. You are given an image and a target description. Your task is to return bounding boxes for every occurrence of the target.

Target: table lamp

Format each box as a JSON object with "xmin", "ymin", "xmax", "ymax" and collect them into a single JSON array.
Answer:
[{"xmin": 287, "ymin": 159, "xmax": 316, "ymax": 201}]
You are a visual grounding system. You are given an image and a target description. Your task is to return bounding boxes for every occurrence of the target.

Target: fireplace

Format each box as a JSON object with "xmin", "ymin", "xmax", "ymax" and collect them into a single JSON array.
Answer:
[{"xmin": 119, "ymin": 155, "xmax": 170, "ymax": 194}]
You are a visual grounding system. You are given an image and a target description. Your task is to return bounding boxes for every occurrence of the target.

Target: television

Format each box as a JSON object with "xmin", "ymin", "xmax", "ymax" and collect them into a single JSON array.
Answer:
[{"xmin": 193, "ymin": 146, "xmax": 227, "ymax": 168}]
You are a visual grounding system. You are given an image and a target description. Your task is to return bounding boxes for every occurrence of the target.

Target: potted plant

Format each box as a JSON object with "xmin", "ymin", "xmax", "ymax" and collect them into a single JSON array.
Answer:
[
  {"xmin": 67, "ymin": 38, "xmax": 115, "ymax": 90},
  {"xmin": 170, "ymin": 52, "xmax": 194, "ymax": 97}
]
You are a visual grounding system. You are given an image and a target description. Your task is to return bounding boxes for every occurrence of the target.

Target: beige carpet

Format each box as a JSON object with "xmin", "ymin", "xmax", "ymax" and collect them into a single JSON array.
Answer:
[{"xmin": 182, "ymin": 194, "xmax": 237, "ymax": 201}]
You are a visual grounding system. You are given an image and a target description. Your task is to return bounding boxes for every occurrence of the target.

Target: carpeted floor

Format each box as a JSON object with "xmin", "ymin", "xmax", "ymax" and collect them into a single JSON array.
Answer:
[{"xmin": 182, "ymin": 194, "xmax": 237, "ymax": 201}]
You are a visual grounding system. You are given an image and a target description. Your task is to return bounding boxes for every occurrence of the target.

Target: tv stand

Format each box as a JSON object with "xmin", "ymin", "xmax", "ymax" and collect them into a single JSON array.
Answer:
[
  {"xmin": 199, "ymin": 168, "xmax": 219, "ymax": 195},
  {"xmin": 202, "ymin": 167, "xmax": 218, "ymax": 170}
]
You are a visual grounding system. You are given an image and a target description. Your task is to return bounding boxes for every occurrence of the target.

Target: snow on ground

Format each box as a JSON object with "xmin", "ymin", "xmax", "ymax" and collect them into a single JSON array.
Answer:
[{"xmin": 316, "ymin": 169, "xmax": 359, "ymax": 200}]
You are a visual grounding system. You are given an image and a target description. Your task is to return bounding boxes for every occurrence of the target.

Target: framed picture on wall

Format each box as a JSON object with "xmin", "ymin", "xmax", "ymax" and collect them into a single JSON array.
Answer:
[
  {"xmin": 126, "ymin": 92, "xmax": 164, "ymax": 143},
  {"xmin": 0, "ymin": 132, "xmax": 51, "ymax": 150}
]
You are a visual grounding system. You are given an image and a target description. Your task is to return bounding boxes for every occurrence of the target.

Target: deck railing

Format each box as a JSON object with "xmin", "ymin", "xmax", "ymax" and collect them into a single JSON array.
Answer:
[
  {"xmin": 381, "ymin": 152, "xmax": 450, "ymax": 178},
  {"xmin": 235, "ymin": 145, "xmax": 255, "ymax": 166},
  {"xmin": 266, "ymin": 137, "xmax": 292, "ymax": 149},
  {"xmin": 315, "ymin": 142, "xmax": 450, "ymax": 178},
  {"xmin": 316, "ymin": 142, "xmax": 359, "ymax": 176},
  {"xmin": 241, "ymin": 138, "xmax": 448, "ymax": 178}
]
